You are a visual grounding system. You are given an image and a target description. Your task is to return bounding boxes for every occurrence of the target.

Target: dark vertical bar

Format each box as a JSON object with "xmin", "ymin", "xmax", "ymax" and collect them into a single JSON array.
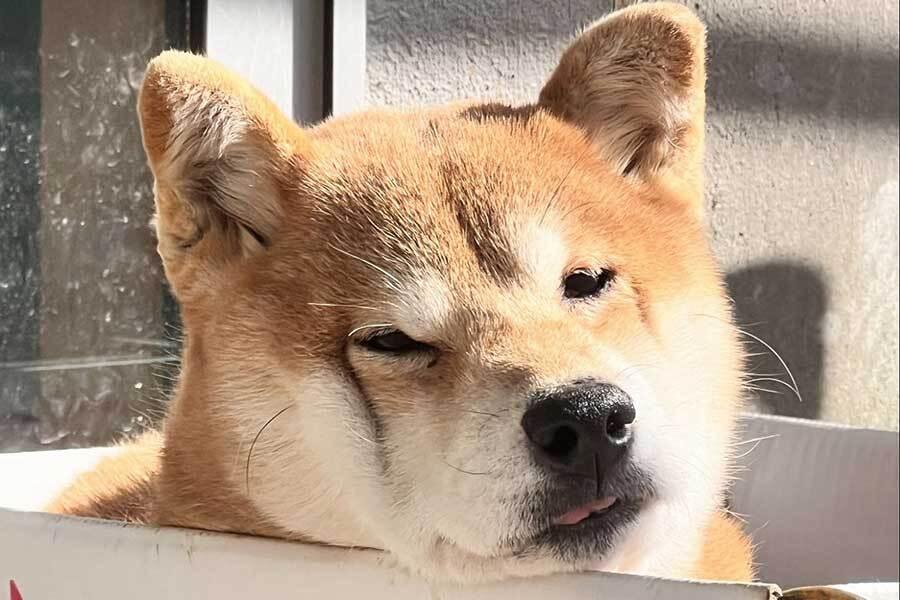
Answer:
[
  {"xmin": 322, "ymin": 0, "xmax": 334, "ymax": 117},
  {"xmin": 165, "ymin": 0, "xmax": 205, "ymax": 53},
  {"xmin": 188, "ymin": 0, "xmax": 207, "ymax": 54},
  {"xmin": 0, "ymin": 1, "xmax": 43, "ymax": 445},
  {"xmin": 159, "ymin": 0, "xmax": 207, "ymax": 397}
]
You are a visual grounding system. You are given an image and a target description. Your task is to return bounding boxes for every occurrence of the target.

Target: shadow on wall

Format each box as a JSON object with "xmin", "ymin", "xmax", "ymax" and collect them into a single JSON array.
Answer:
[
  {"xmin": 726, "ymin": 262, "xmax": 828, "ymax": 420},
  {"xmin": 702, "ymin": 22, "xmax": 899, "ymax": 127}
]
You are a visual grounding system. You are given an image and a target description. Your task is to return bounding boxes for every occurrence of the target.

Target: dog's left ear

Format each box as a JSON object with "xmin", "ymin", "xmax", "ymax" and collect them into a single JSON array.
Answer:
[{"xmin": 539, "ymin": 2, "xmax": 706, "ymax": 193}]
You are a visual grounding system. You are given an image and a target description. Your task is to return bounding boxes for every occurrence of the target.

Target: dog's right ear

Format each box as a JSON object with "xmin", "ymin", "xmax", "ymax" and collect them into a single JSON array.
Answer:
[{"xmin": 138, "ymin": 51, "xmax": 310, "ymax": 301}]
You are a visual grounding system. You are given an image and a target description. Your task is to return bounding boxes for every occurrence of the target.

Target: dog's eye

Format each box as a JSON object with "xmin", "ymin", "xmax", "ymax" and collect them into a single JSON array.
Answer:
[
  {"xmin": 361, "ymin": 330, "xmax": 433, "ymax": 354},
  {"xmin": 563, "ymin": 269, "xmax": 614, "ymax": 299}
]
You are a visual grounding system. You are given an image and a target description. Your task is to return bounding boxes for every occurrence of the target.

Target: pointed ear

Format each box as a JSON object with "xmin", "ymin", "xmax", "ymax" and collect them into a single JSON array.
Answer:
[
  {"xmin": 539, "ymin": 3, "xmax": 706, "ymax": 191},
  {"xmin": 138, "ymin": 51, "xmax": 309, "ymax": 298}
]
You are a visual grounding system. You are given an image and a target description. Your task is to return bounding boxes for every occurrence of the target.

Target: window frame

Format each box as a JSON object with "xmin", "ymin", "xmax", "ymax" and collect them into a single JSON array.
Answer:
[
  {"xmin": 0, "ymin": 1, "xmax": 369, "ymax": 453},
  {"xmin": 205, "ymin": 0, "xmax": 367, "ymax": 124}
]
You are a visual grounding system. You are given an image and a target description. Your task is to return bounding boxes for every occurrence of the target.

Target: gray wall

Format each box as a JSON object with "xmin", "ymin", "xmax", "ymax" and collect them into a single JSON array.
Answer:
[{"xmin": 365, "ymin": 0, "xmax": 900, "ymax": 430}]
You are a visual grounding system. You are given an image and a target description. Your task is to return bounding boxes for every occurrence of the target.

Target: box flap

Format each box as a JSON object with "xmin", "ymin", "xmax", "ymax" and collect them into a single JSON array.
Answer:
[
  {"xmin": 0, "ymin": 509, "xmax": 779, "ymax": 599},
  {"xmin": 731, "ymin": 414, "xmax": 899, "ymax": 588}
]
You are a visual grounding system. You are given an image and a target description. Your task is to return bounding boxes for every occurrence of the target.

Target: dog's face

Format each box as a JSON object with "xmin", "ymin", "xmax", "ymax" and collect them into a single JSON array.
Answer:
[{"xmin": 140, "ymin": 4, "xmax": 743, "ymax": 583}]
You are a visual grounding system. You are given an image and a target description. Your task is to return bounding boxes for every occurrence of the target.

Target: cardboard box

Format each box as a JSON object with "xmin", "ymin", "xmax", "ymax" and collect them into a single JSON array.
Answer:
[{"xmin": 1, "ymin": 413, "xmax": 897, "ymax": 599}]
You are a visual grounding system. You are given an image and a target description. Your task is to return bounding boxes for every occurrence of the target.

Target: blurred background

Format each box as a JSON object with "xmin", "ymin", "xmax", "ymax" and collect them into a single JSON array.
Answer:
[{"xmin": 1, "ymin": 0, "xmax": 898, "ymax": 451}]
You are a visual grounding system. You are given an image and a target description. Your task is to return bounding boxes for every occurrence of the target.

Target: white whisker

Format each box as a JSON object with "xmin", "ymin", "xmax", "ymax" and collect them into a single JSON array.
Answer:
[
  {"xmin": 733, "ymin": 439, "xmax": 765, "ymax": 460},
  {"xmin": 735, "ymin": 329, "xmax": 802, "ymax": 402},
  {"xmin": 692, "ymin": 312, "xmax": 803, "ymax": 404},
  {"xmin": 744, "ymin": 384, "xmax": 784, "ymax": 396},
  {"xmin": 307, "ymin": 302, "xmax": 379, "ymax": 311},
  {"xmin": 732, "ymin": 434, "xmax": 779, "ymax": 447},
  {"xmin": 348, "ymin": 323, "xmax": 394, "ymax": 338},
  {"xmin": 329, "ymin": 245, "xmax": 405, "ymax": 292}
]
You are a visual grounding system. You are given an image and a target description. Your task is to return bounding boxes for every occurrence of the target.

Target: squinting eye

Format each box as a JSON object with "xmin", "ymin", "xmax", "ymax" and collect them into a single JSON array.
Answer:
[
  {"xmin": 361, "ymin": 330, "xmax": 434, "ymax": 354},
  {"xmin": 563, "ymin": 268, "xmax": 614, "ymax": 300}
]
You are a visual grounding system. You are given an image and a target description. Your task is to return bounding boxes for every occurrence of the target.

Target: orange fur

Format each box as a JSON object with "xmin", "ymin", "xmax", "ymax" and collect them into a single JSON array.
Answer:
[
  {"xmin": 45, "ymin": 432, "xmax": 160, "ymax": 523},
  {"xmin": 692, "ymin": 513, "xmax": 757, "ymax": 582},
  {"xmin": 49, "ymin": 2, "xmax": 754, "ymax": 583}
]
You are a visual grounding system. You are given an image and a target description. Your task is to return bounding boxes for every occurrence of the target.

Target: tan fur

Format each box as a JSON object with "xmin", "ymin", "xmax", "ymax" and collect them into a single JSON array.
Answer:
[
  {"xmin": 50, "ymin": 3, "xmax": 753, "ymax": 583},
  {"xmin": 540, "ymin": 2, "xmax": 707, "ymax": 208},
  {"xmin": 46, "ymin": 432, "xmax": 160, "ymax": 523},
  {"xmin": 692, "ymin": 513, "xmax": 757, "ymax": 582}
]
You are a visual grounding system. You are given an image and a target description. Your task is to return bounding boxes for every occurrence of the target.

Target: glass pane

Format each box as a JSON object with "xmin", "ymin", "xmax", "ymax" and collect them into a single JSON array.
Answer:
[{"xmin": 0, "ymin": 0, "xmax": 195, "ymax": 451}]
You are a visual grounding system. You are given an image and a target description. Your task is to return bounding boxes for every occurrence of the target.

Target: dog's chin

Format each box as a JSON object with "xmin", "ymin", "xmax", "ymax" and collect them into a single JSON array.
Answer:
[
  {"xmin": 404, "ymin": 468, "xmax": 655, "ymax": 583},
  {"xmin": 408, "ymin": 506, "xmax": 643, "ymax": 584},
  {"xmin": 406, "ymin": 534, "xmax": 582, "ymax": 583}
]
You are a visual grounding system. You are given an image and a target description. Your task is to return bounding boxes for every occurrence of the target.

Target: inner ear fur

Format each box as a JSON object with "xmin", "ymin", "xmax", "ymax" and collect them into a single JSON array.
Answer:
[
  {"xmin": 539, "ymin": 2, "xmax": 707, "ymax": 194},
  {"xmin": 138, "ymin": 51, "xmax": 310, "ymax": 294}
]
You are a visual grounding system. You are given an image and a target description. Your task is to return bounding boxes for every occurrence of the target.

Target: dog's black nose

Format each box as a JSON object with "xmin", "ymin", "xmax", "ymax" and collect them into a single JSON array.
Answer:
[{"xmin": 521, "ymin": 381, "xmax": 635, "ymax": 478}]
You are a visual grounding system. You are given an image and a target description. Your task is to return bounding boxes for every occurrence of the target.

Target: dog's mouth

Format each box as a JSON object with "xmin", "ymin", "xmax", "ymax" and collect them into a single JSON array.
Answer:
[
  {"xmin": 506, "ymin": 465, "xmax": 654, "ymax": 562},
  {"xmin": 552, "ymin": 495, "xmax": 619, "ymax": 526},
  {"xmin": 522, "ymin": 494, "xmax": 643, "ymax": 562}
]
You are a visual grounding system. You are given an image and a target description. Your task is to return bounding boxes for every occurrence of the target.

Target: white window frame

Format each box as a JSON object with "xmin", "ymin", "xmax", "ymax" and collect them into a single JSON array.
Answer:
[{"xmin": 205, "ymin": 0, "xmax": 367, "ymax": 124}]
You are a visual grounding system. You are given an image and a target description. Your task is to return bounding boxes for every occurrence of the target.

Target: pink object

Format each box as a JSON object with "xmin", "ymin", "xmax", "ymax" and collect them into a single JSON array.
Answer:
[{"xmin": 9, "ymin": 580, "xmax": 23, "ymax": 600}]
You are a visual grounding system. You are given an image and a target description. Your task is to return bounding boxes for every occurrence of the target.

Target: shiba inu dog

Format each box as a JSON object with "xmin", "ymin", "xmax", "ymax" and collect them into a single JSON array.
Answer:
[{"xmin": 49, "ymin": 2, "xmax": 754, "ymax": 583}]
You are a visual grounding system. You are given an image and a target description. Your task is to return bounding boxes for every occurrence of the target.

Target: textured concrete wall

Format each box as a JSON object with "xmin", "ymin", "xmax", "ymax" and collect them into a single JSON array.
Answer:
[{"xmin": 366, "ymin": 0, "xmax": 900, "ymax": 430}]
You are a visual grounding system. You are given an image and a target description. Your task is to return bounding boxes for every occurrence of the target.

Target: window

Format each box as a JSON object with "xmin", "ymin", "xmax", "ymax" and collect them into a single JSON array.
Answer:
[
  {"xmin": 0, "ymin": 0, "xmax": 339, "ymax": 452},
  {"xmin": 0, "ymin": 0, "xmax": 202, "ymax": 451}
]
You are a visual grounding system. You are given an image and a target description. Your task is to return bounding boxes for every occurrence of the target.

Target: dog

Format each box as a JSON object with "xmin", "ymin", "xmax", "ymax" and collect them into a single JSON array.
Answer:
[{"xmin": 49, "ymin": 2, "xmax": 754, "ymax": 583}]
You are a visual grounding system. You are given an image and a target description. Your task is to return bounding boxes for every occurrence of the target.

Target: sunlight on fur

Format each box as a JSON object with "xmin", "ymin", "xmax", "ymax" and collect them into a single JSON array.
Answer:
[{"xmin": 48, "ymin": 2, "xmax": 755, "ymax": 584}]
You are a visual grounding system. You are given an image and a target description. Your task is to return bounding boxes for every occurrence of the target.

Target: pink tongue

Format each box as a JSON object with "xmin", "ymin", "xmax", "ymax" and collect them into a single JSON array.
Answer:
[{"xmin": 553, "ymin": 496, "xmax": 617, "ymax": 526}]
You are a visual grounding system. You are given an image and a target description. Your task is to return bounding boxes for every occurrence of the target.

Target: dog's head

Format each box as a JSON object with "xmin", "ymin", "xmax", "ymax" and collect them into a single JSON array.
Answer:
[{"xmin": 140, "ymin": 3, "xmax": 743, "ymax": 582}]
